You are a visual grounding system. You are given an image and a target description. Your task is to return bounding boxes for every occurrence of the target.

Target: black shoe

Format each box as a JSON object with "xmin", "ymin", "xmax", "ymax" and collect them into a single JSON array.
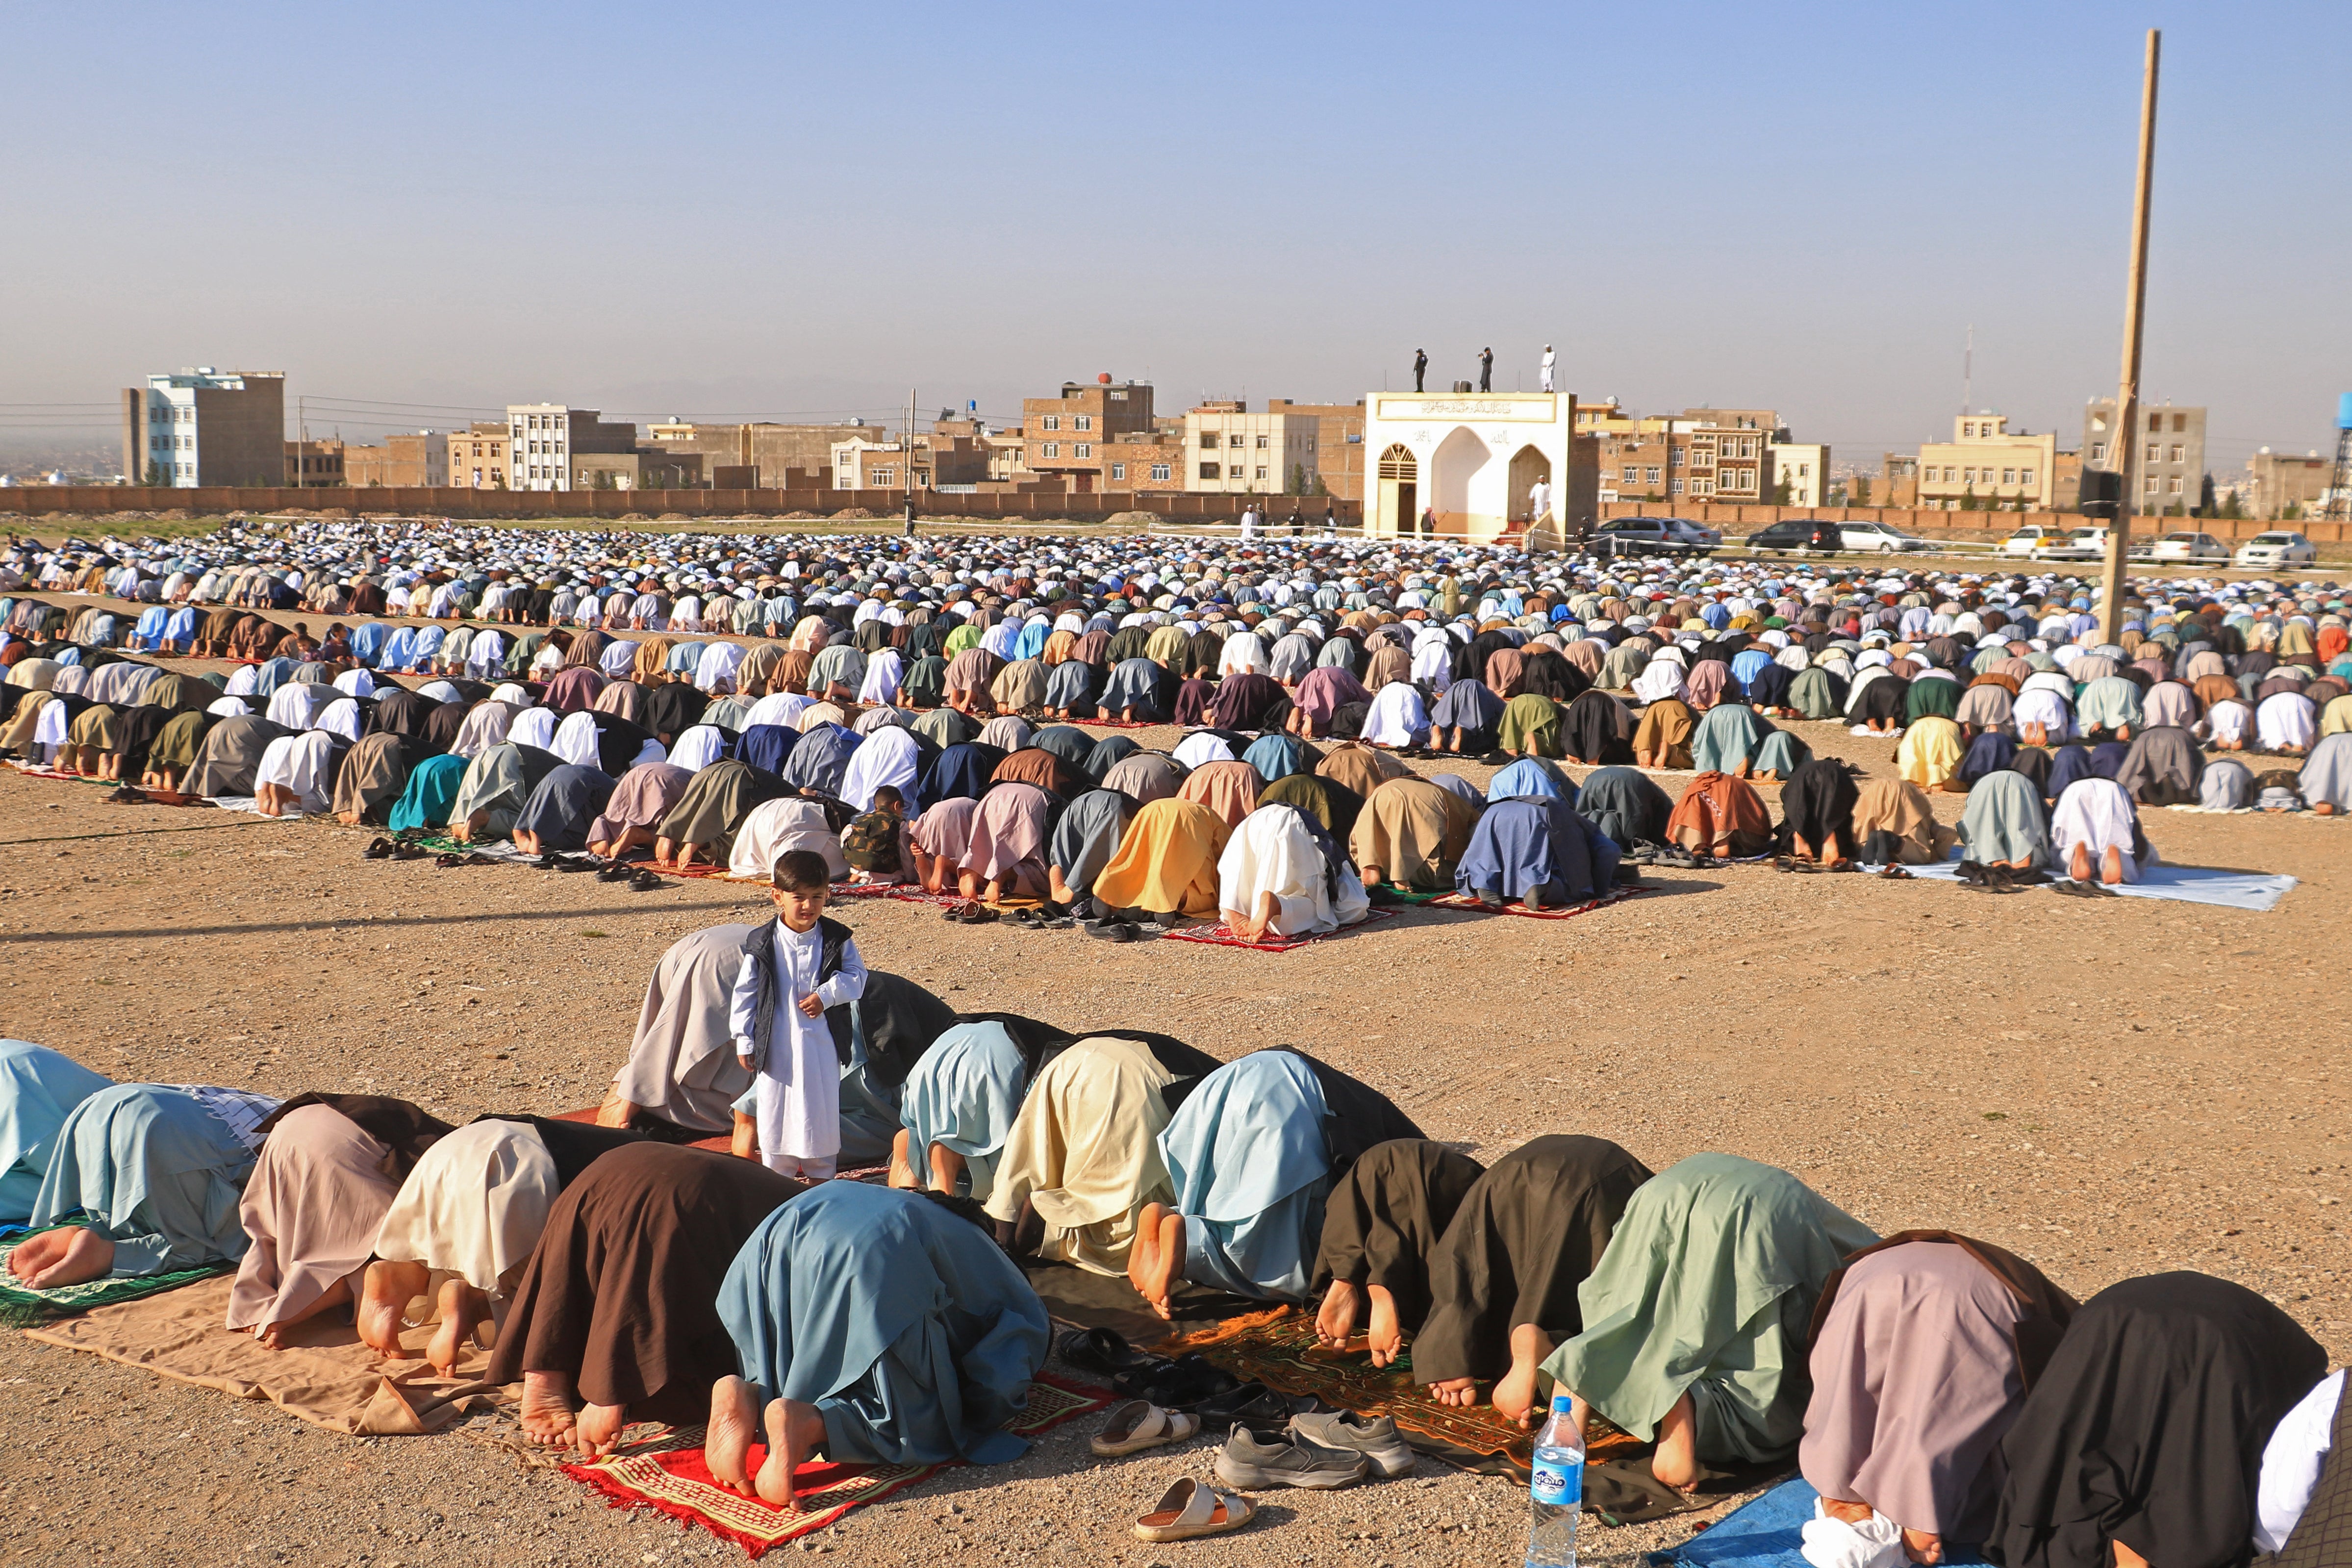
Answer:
[
  {"xmin": 1193, "ymin": 1381, "xmax": 1317, "ymax": 1433},
  {"xmin": 596, "ymin": 861, "xmax": 633, "ymax": 882},
  {"xmin": 628, "ymin": 868, "xmax": 665, "ymax": 891},
  {"xmin": 1056, "ymin": 1327, "xmax": 1152, "ymax": 1378},
  {"xmin": 363, "ymin": 837, "xmax": 394, "ymax": 860}
]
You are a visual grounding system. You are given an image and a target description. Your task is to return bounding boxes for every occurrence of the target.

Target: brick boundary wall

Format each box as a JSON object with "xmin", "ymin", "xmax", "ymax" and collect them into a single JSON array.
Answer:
[
  {"xmin": 0, "ymin": 485, "xmax": 1363, "ymax": 527},
  {"xmin": 1595, "ymin": 499, "xmax": 2348, "ymax": 545}
]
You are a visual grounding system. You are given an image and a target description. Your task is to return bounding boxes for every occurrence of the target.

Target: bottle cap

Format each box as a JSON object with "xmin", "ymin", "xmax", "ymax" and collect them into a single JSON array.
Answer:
[{"xmin": 1551, "ymin": 1392, "xmax": 1575, "ymax": 1415}]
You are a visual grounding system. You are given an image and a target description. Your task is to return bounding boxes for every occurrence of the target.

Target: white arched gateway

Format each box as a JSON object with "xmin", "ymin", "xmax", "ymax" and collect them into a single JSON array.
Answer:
[{"xmin": 1361, "ymin": 390, "xmax": 1577, "ymax": 546}]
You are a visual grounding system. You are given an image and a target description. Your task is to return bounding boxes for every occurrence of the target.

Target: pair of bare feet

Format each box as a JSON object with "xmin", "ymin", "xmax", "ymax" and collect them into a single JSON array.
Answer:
[
  {"xmin": 1222, "ymin": 889, "xmax": 1285, "ymax": 944},
  {"xmin": 886, "ymin": 1131, "xmax": 965, "ymax": 1195},
  {"xmin": 1124, "ymin": 1203, "xmax": 1186, "ymax": 1320},
  {"xmin": 513, "ymin": 1369, "xmax": 631, "ymax": 1456},
  {"xmin": 1420, "ymin": 1323, "xmax": 1553, "ymax": 1424},
  {"xmin": 355, "ymin": 1259, "xmax": 494, "ymax": 1377},
  {"xmin": 1818, "ymin": 1498, "xmax": 1945, "ymax": 1565},
  {"xmin": 707, "ymin": 1376, "xmax": 826, "ymax": 1509},
  {"xmin": 5, "ymin": 1224, "xmax": 115, "ymax": 1289},
  {"xmin": 1312, "ymin": 1279, "xmax": 1405, "ymax": 1366},
  {"xmin": 2067, "ymin": 842, "xmax": 2129, "ymax": 885}
]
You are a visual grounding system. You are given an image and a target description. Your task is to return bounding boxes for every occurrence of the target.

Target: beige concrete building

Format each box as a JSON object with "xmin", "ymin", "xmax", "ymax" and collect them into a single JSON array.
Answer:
[
  {"xmin": 344, "ymin": 431, "xmax": 448, "ymax": 488},
  {"xmin": 1361, "ymin": 391, "xmax": 1577, "ymax": 541},
  {"xmin": 647, "ymin": 420, "xmax": 884, "ymax": 488},
  {"xmin": 506, "ymin": 405, "xmax": 641, "ymax": 491},
  {"xmin": 1263, "ymin": 399, "xmax": 1366, "ymax": 500},
  {"xmin": 2247, "ymin": 449, "xmax": 2334, "ymax": 519},
  {"xmin": 1915, "ymin": 414, "xmax": 2056, "ymax": 509},
  {"xmin": 2085, "ymin": 399, "xmax": 2205, "ymax": 515},
  {"xmin": 1767, "ymin": 441, "xmax": 1830, "ymax": 506},
  {"xmin": 284, "ymin": 438, "xmax": 346, "ymax": 488},
  {"xmin": 1180, "ymin": 401, "xmax": 1322, "ymax": 495},
  {"xmin": 449, "ymin": 423, "xmax": 513, "ymax": 489},
  {"xmin": 570, "ymin": 449, "xmax": 703, "ymax": 491}
]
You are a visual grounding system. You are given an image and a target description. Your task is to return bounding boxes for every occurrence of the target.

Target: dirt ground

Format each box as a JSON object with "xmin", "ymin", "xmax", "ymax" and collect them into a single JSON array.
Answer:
[{"xmin": 0, "ymin": 678, "xmax": 2344, "ymax": 1566}]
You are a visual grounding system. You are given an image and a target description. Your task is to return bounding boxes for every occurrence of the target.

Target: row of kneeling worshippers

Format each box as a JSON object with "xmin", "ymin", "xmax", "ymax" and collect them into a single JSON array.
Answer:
[{"xmin": 12, "ymin": 999, "xmax": 2349, "ymax": 1565}]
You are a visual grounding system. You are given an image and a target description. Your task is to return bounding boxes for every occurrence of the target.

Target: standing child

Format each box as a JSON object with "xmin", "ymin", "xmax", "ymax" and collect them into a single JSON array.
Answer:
[{"xmin": 727, "ymin": 849, "xmax": 867, "ymax": 1180}]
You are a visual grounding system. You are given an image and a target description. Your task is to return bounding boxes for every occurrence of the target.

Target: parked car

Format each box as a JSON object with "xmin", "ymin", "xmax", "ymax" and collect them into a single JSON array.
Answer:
[
  {"xmin": 1591, "ymin": 516, "xmax": 1719, "ymax": 558},
  {"xmin": 1838, "ymin": 521, "xmax": 1937, "ymax": 555},
  {"xmin": 2145, "ymin": 531, "xmax": 2229, "ymax": 564},
  {"xmin": 2033, "ymin": 527, "xmax": 2110, "ymax": 562},
  {"xmin": 2232, "ymin": 531, "xmax": 2318, "ymax": 569},
  {"xmin": 1742, "ymin": 520, "xmax": 1816, "ymax": 554},
  {"xmin": 2002, "ymin": 524, "xmax": 2068, "ymax": 557}
]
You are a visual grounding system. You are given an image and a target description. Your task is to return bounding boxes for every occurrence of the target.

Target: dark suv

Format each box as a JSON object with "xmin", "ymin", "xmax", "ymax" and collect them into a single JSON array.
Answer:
[
  {"xmin": 1590, "ymin": 516, "xmax": 1719, "ymax": 559},
  {"xmin": 1744, "ymin": 520, "xmax": 1815, "ymax": 555}
]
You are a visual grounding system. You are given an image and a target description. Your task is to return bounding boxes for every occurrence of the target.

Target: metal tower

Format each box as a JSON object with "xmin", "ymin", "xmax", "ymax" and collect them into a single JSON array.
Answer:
[{"xmin": 2330, "ymin": 393, "xmax": 2352, "ymax": 521}]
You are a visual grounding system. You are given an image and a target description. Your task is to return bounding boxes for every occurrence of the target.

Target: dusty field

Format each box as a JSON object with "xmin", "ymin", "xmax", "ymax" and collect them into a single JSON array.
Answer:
[{"xmin": 0, "ymin": 683, "xmax": 2344, "ymax": 1566}]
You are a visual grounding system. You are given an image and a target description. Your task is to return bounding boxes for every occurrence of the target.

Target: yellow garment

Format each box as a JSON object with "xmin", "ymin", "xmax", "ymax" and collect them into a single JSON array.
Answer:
[
  {"xmin": 1851, "ymin": 779, "xmax": 1958, "ymax": 863},
  {"xmin": 983, "ymin": 1036, "xmax": 1178, "ymax": 1276},
  {"xmin": 1090, "ymin": 798, "xmax": 1229, "ymax": 915},
  {"xmin": 2320, "ymin": 695, "xmax": 2352, "ymax": 738},
  {"xmin": 1895, "ymin": 714, "xmax": 1965, "ymax": 788},
  {"xmin": 1349, "ymin": 776, "xmax": 1478, "ymax": 890},
  {"xmin": 1633, "ymin": 698, "xmax": 1694, "ymax": 769}
]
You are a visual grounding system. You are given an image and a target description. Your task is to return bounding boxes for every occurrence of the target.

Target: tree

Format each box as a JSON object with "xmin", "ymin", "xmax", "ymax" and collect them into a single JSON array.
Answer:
[
  {"xmin": 1772, "ymin": 476, "xmax": 1793, "ymax": 506},
  {"xmin": 2219, "ymin": 490, "xmax": 2243, "ymax": 520},
  {"xmin": 1311, "ymin": 474, "xmax": 1329, "ymax": 497},
  {"xmin": 1852, "ymin": 476, "xmax": 1872, "ymax": 507},
  {"xmin": 142, "ymin": 460, "xmax": 168, "ymax": 488},
  {"xmin": 1289, "ymin": 462, "xmax": 1307, "ymax": 496}
]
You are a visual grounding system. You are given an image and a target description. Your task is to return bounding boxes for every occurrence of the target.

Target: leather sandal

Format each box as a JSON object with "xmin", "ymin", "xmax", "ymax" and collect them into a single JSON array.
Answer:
[
  {"xmin": 363, "ymin": 837, "xmax": 394, "ymax": 860},
  {"xmin": 628, "ymin": 868, "xmax": 664, "ymax": 891},
  {"xmin": 1133, "ymin": 1479, "xmax": 1254, "ymax": 1543},
  {"xmin": 1092, "ymin": 1400, "xmax": 1201, "ymax": 1458}
]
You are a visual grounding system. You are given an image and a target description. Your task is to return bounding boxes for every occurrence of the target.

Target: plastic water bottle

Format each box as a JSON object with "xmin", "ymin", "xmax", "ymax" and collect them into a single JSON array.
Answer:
[{"xmin": 1525, "ymin": 1391, "xmax": 1584, "ymax": 1567}]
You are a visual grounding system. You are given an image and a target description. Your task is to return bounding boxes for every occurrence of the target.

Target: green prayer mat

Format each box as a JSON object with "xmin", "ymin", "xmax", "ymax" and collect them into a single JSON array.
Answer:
[{"xmin": 0, "ymin": 1225, "xmax": 234, "ymax": 1327}]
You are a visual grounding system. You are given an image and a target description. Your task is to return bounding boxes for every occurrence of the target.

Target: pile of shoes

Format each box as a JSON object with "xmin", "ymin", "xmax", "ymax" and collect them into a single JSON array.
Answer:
[{"xmin": 1953, "ymin": 860, "xmax": 2051, "ymax": 894}]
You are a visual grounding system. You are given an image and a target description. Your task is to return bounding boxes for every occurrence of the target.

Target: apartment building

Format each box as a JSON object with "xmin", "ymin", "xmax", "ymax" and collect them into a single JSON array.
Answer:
[
  {"xmin": 343, "ymin": 431, "xmax": 448, "ymax": 488},
  {"xmin": 506, "ymin": 404, "xmax": 640, "ymax": 491},
  {"xmin": 1767, "ymin": 441, "xmax": 1831, "ymax": 506},
  {"xmin": 1021, "ymin": 379, "xmax": 1158, "ymax": 491},
  {"xmin": 2084, "ymin": 399, "xmax": 2206, "ymax": 514},
  {"xmin": 647, "ymin": 419, "xmax": 885, "ymax": 488},
  {"xmin": 1179, "ymin": 402, "xmax": 1322, "ymax": 495},
  {"xmin": 1594, "ymin": 415, "xmax": 1773, "ymax": 506},
  {"xmin": 2247, "ymin": 449, "xmax": 2334, "ymax": 519},
  {"xmin": 1916, "ymin": 414, "xmax": 2057, "ymax": 508},
  {"xmin": 120, "ymin": 368, "xmax": 287, "ymax": 487},
  {"xmin": 284, "ymin": 438, "xmax": 346, "ymax": 487},
  {"xmin": 1263, "ymin": 399, "xmax": 1367, "ymax": 500},
  {"xmin": 449, "ymin": 423, "xmax": 513, "ymax": 489}
]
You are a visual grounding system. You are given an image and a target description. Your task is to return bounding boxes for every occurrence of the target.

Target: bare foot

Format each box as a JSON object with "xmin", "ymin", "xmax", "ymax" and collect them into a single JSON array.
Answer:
[
  {"xmin": 886, "ymin": 1130, "xmax": 919, "ymax": 1190},
  {"xmin": 359, "ymin": 1259, "xmax": 428, "ymax": 1357},
  {"xmin": 1365, "ymin": 1285, "xmax": 1403, "ymax": 1367},
  {"xmin": 1821, "ymin": 1497, "xmax": 1874, "ymax": 1525},
  {"xmin": 731, "ymin": 1110, "xmax": 758, "ymax": 1162},
  {"xmin": 2069, "ymin": 841, "xmax": 2093, "ymax": 882},
  {"xmin": 755, "ymin": 1398, "xmax": 827, "ymax": 1510},
  {"xmin": 429, "ymin": 1277, "xmax": 490, "ymax": 1376},
  {"xmin": 1652, "ymin": 1391, "xmax": 1699, "ymax": 1488},
  {"xmin": 519, "ymin": 1370, "xmax": 580, "ymax": 1447},
  {"xmin": 2101, "ymin": 845, "xmax": 2125, "ymax": 886},
  {"xmin": 1903, "ymin": 1527, "xmax": 1944, "ymax": 1565},
  {"xmin": 1139, "ymin": 1211, "xmax": 1185, "ymax": 1320},
  {"xmin": 1492, "ymin": 1323, "xmax": 1553, "ymax": 1426},
  {"xmin": 12, "ymin": 1226, "xmax": 114, "ymax": 1289},
  {"xmin": 1126, "ymin": 1202, "xmax": 1165, "ymax": 1305},
  {"xmin": 1314, "ymin": 1278, "xmax": 1361, "ymax": 1348},
  {"xmin": 1427, "ymin": 1376, "xmax": 1481, "ymax": 1408},
  {"xmin": 707, "ymin": 1376, "xmax": 760, "ymax": 1495},
  {"xmin": 594, "ymin": 1083, "xmax": 639, "ymax": 1130},
  {"xmin": 575, "ymin": 1401, "xmax": 627, "ymax": 1458}
]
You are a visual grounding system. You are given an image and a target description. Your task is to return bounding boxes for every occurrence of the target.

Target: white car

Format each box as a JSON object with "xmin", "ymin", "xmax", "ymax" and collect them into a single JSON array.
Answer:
[
  {"xmin": 2233, "ymin": 531, "xmax": 2318, "ymax": 569},
  {"xmin": 2002, "ymin": 525, "xmax": 2067, "ymax": 557},
  {"xmin": 2033, "ymin": 527, "xmax": 2109, "ymax": 562},
  {"xmin": 2145, "ymin": 531, "xmax": 2229, "ymax": 564},
  {"xmin": 1838, "ymin": 521, "xmax": 1936, "ymax": 555}
]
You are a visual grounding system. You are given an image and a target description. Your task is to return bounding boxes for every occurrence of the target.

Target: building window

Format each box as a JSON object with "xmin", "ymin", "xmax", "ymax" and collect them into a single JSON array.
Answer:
[
  {"xmin": 2172, "ymin": 414, "xmax": 2186, "ymax": 432},
  {"xmin": 1255, "ymin": 434, "xmax": 1269, "ymax": 449},
  {"xmin": 1644, "ymin": 466, "xmax": 1661, "ymax": 484},
  {"xmin": 2021, "ymin": 468, "xmax": 2036, "ymax": 487},
  {"xmin": 1110, "ymin": 463, "xmax": 1126, "ymax": 481},
  {"xmin": 1074, "ymin": 443, "xmax": 1092, "ymax": 458},
  {"xmin": 2002, "ymin": 468, "xmax": 2017, "ymax": 485},
  {"xmin": 2168, "ymin": 477, "xmax": 2182, "ymax": 495},
  {"xmin": 1669, "ymin": 449, "xmax": 1684, "ymax": 467},
  {"xmin": 1041, "ymin": 443, "xmax": 1060, "ymax": 458},
  {"xmin": 1041, "ymin": 415, "xmax": 1059, "ymax": 431},
  {"xmin": 1074, "ymin": 415, "xmax": 1092, "ymax": 431},
  {"xmin": 2091, "ymin": 442, "xmax": 2106, "ymax": 462},
  {"xmin": 2149, "ymin": 412, "xmax": 2162, "ymax": 432},
  {"xmin": 1670, "ymin": 478, "xmax": 1685, "ymax": 495},
  {"xmin": 1228, "ymin": 434, "xmax": 1245, "ymax": 449},
  {"xmin": 1255, "ymin": 466, "xmax": 1267, "ymax": 480},
  {"xmin": 2145, "ymin": 475, "xmax": 2160, "ymax": 494},
  {"xmin": 2169, "ymin": 445, "xmax": 2183, "ymax": 463},
  {"xmin": 1199, "ymin": 462, "xmax": 1220, "ymax": 481},
  {"xmin": 1201, "ymin": 431, "xmax": 1219, "ymax": 449},
  {"xmin": 1150, "ymin": 463, "xmax": 1171, "ymax": 482}
]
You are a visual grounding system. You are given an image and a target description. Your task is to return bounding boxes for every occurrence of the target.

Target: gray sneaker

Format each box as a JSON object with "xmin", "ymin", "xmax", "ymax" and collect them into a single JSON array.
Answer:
[
  {"xmin": 1286, "ymin": 1410, "xmax": 1416, "ymax": 1479},
  {"xmin": 1214, "ymin": 1423, "xmax": 1369, "ymax": 1491}
]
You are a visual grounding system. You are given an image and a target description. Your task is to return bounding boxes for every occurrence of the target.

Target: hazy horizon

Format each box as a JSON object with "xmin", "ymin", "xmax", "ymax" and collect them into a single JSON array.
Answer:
[{"xmin": 5, "ymin": 2, "xmax": 2347, "ymax": 478}]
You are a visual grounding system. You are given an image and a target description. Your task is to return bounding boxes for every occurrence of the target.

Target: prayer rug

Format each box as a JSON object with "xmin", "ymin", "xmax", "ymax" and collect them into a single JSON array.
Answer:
[
  {"xmin": 22, "ymin": 1272, "xmax": 510, "ymax": 1434},
  {"xmin": 6, "ymin": 762, "xmax": 111, "ymax": 784},
  {"xmin": 0, "ymin": 1226, "xmax": 232, "ymax": 1327},
  {"xmin": 1062, "ymin": 717, "xmax": 1164, "ymax": 731},
  {"xmin": 1156, "ymin": 1304, "xmax": 1642, "ymax": 1480},
  {"xmin": 1156, "ymin": 905, "xmax": 1397, "ymax": 952},
  {"xmin": 557, "ymin": 1370, "xmax": 1110, "ymax": 1558},
  {"xmin": 1425, "ymin": 885, "xmax": 1654, "ymax": 919},
  {"xmin": 1904, "ymin": 853, "xmax": 2299, "ymax": 911},
  {"xmin": 1642, "ymin": 1479, "xmax": 1989, "ymax": 1567}
]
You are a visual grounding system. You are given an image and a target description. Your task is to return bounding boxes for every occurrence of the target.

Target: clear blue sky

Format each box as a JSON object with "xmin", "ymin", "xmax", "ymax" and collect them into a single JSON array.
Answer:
[{"xmin": 4, "ymin": 1, "xmax": 2347, "ymax": 475}]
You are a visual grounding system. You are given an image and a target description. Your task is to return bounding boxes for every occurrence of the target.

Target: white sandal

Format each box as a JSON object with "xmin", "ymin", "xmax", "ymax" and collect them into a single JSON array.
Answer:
[
  {"xmin": 1091, "ymin": 1398, "xmax": 1201, "ymax": 1457},
  {"xmin": 1133, "ymin": 1477, "xmax": 1256, "ymax": 1542}
]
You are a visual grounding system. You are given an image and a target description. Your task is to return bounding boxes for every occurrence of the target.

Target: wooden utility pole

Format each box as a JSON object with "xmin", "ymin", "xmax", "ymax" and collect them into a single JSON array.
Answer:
[{"xmin": 2098, "ymin": 29, "xmax": 2160, "ymax": 644}]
